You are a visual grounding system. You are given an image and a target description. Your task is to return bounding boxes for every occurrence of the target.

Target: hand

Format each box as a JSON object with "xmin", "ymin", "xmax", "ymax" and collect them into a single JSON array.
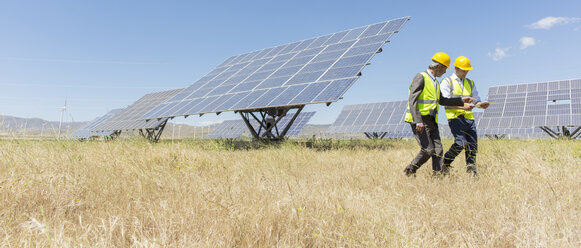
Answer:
[
  {"xmin": 415, "ymin": 123, "xmax": 424, "ymax": 133},
  {"xmin": 462, "ymin": 97, "xmax": 476, "ymax": 103},
  {"xmin": 479, "ymin": 102, "xmax": 490, "ymax": 109},
  {"xmin": 462, "ymin": 105, "xmax": 475, "ymax": 111}
]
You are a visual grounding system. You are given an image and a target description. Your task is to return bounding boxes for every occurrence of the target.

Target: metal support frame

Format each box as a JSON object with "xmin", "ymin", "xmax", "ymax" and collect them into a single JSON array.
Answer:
[
  {"xmin": 239, "ymin": 105, "xmax": 305, "ymax": 141},
  {"xmin": 572, "ymin": 127, "xmax": 581, "ymax": 139},
  {"xmin": 76, "ymin": 130, "xmax": 121, "ymax": 141},
  {"xmin": 364, "ymin": 132, "xmax": 387, "ymax": 139},
  {"xmin": 540, "ymin": 126, "xmax": 581, "ymax": 139},
  {"xmin": 138, "ymin": 119, "xmax": 169, "ymax": 142},
  {"xmin": 485, "ymin": 134, "xmax": 507, "ymax": 140},
  {"xmin": 105, "ymin": 130, "xmax": 121, "ymax": 141}
]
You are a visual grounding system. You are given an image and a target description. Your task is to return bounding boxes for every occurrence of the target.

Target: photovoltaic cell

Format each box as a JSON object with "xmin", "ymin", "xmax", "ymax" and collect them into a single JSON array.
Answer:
[
  {"xmin": 93, "ymin": 89, "xmax": 182, "ymax": 131},
  {"xmin": 141, "ymin": 17, "xmax": 410, "ymax": 120},
  {"xmin": 69, "ymin": 109, "xmax": 123, "ymax": 139}
]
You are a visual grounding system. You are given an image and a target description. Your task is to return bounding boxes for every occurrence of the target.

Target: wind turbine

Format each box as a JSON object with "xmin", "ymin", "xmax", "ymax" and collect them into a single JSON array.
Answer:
[{"xmin": 57, "ymin": 98, "xmax": 67, "ymax": 140}]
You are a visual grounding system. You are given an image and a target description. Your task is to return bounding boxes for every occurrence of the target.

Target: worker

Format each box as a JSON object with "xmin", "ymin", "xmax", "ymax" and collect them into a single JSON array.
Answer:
[
  {"xmin": 440, "ymin": 56, "xmax": 489, "ymax": 176},
  {"xmin": 404, "ymin": 52, "xmax": 475, "ymax": 176}
]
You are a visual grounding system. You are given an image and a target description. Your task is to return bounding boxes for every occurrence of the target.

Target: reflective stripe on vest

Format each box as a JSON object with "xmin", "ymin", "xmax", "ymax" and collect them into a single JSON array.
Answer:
[
  {"xmin": 405, "ymin": 72, "xmax": 440, "ymax": 123},
  {"xmin": 444, "ymin": 77, "xmax": 474, "ymax": 120}
]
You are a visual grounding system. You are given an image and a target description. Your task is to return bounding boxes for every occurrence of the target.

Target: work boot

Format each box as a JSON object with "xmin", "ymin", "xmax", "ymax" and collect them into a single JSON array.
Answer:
[
  {"xmin": 432, "ymin": 170, "xmax": 443, "ymax": 178},
  {"xmin": 466, "ymin": 164, "xmax": 477, "ymax": 177},
  {"xmin": 441, "ymin": 163, "xmax": 452, "ymax": 175},
  {"xmin": 404, "ymin": 164, "xmax": 418, "ymax": 177}
]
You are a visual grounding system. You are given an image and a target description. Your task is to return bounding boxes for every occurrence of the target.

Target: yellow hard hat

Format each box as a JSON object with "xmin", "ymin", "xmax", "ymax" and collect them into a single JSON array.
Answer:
[
  {"xmin": 454, "ymin": 56, "xmax": 473, "ymax": 71},
  {"xmin": 431, "ymin": 52, "xmax": 451, "ymax": 69}
]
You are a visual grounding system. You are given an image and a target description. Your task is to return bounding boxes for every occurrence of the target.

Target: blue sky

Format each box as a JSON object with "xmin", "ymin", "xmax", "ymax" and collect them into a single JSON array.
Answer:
[{"xmin": 1, "ymin": 0, "xmax": 580, "ymax": 126}]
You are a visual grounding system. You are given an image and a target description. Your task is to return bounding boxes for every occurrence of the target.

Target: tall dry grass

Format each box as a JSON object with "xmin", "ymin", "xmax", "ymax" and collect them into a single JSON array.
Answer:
[{"xmin": 0, "ymin": 138, "xmax": 579, "ymax": 247}]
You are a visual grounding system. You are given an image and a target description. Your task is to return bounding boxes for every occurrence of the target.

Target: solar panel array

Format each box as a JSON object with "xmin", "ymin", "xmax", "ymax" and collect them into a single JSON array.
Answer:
[
  {"xmin": 93, "ymin": 89, "xmax": 182, "ymax": 131},
  {"xmin": 70, "ymin": 109, "xmax": 122, "ymax": 139},
  {"xmin": 474, "ymin": 111, "xmax": 552, "ymax": 138},
  {"xmin": 140, "ymin": 17, "xmax": 410, "ymax": 120},
  {"xmin": 206, "ymin": 111, "xmax": 316, "ymax": 138},
  {"xmin": 327, "ymin": 103, "xmax": 475, "ymax": 139},
  {"xmin": 478, "ymin": 79, "xmax": 581, "ymax": 129},
  {"xmin": 327, "ymin": 99, "xmax": 558, "ymax": 139},
  {"xmin": 327, "ymin": 101, "xmax": 409, "ymax": 136},
  {"xmin": 478, "ymin": 126, "xmax": 548, "ymax": 138}
]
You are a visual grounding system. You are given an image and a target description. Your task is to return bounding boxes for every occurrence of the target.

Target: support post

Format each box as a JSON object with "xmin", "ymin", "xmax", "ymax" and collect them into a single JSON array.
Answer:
[
  {"xmin": 239, "ymin": 105, "xmax": 305, "ymax": 141},
  {"xmin": 279, "ymin": 105, "xmax": 304, "ymax": 138},
  {"xmin": 105, "ymin": 130, "xmax": 121, "ymax": 141},
  {"xmin": 539, "ymin": 126, "xmax": 562, "ymax": 139},
  {"xmin": 540, "ymin": 126, "xmax": 559, "ymax": 139},
  {"xmin": 485, "ymin": 134, "xmax": 506, "ymax": 140},
  {"xmin": 571, "ymin": 126, "xmax": 581, "ymax": 139},
  {"xmin": 139, "ymin": 119, "xmax": 168, "ymax": 142},
  {"xmin": 240, "ymin": 112, "xmax": 260, "ymax": 139},
  {"xmin": 540, "ymin": 126, "xmax": 581, "ymax": 139},
  {"xmin": 379, "ymin": 132, "xmax": 387, "ymax": 139},
  {"xmin": 364, "ymin": 132, "xmax": 387, "ymax": 139},
  {"xmin": 364, "ymin": 132, "xmax": 372, "ymax": 139}
]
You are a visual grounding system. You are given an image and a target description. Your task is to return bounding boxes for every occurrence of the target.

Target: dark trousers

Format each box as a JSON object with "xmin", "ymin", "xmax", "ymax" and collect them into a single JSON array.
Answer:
[
  {"xmin": 444, "ymin": 116, "xmax": 478, "ymax": 166},
  {"xmin": 409, "ymin": 115, "xmax": 443, "ymax": 172}
]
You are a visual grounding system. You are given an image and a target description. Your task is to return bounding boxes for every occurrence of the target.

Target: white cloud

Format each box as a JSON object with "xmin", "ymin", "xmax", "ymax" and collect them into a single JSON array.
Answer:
[
  {"xmin": 520, "ymin": 37, "xmax": 536, "ymax": 49},
  {"xmin": 527, "ymin": 16, "xmax": 581, "ymax": 29},
  {"xmin": 487, "ymin": 47, "xmax": 510, "ymax": 61}
]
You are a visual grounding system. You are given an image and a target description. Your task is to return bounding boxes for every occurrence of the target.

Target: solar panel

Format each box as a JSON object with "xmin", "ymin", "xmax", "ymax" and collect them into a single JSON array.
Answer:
[
  {"xmin": 479, "ymin": 79, "xmax": 581, "ymax": 129},
  {"xmin": 69, "ymin": 109, "xmax": 123, "ymax": 139},
  {"xmin": 327, "ymin": 100, "xmax": 411, "ymax": 137},
  {"xmin": 206, "ymin": 111, "xmax": 316, "ymax": 139},
  {"xmin": 476, "ymin": 110, "xmax": 558, "ymax": 138},
  {"xmin": 477, "ymin": 127, "xmax": 549, "ymax": 139},
  {"xmin": 388, "ymin": 129, "xmax": 415, "ymax": 138},
  {"xmin": 140, "ymin": 17, "xmax": 410, "ymax": 120},
  {"xmin": 93, "ymin": 89, "xmax": 182, "ymax": 131},
  {"xmin": 439, "ymin": 124, "xmax": 453, "ymax": 139},
  {"xmin": 206, "ymin": 120, "xmax": 247, "ymax": 139}
]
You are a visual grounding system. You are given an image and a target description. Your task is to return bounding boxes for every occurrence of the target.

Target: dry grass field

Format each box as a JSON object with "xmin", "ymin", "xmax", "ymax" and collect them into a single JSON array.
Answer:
[{"xmin": 1, "ymin": 138, "xmax": 580, "ymax": 247}]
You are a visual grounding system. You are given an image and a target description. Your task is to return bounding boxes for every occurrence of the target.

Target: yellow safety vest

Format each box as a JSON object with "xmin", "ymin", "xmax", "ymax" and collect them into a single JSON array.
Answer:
[
  {"xmin": 443, "ymin": 77, "xmax": 474, "ymax": 120},
  {"xmin": 405, "ymin": 72, "xmax": 440, "ymax": 123}
]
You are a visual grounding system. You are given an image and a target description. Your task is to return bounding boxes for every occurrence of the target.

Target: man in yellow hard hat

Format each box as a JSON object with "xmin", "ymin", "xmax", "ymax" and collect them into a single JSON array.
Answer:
[
  {"xmin": 440, "ymin": 56, "xmax": 489, "ymax": 176},
  {"xmin": 404, "ymin": 52, "xmax": 476, "ymax": 176}
]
